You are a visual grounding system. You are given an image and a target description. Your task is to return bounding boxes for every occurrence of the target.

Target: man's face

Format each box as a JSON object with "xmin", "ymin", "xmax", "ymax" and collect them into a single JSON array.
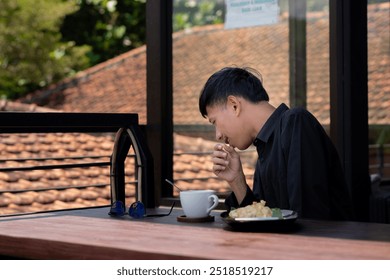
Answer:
[{"xmin": 206, "ymin": 101, "xmax": 252, "ymax": 150}]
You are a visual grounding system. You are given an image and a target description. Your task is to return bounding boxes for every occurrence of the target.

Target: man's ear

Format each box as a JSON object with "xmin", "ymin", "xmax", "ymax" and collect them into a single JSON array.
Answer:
[{"xmin": 227, "ymin": 95, "xmax": 241, "ymax": 116}]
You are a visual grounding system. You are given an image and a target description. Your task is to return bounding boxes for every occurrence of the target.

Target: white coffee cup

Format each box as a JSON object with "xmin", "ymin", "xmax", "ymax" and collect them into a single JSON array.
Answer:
[{"xmin": 180, "ymin": 190, "xmax": 219, "ymax": 218}]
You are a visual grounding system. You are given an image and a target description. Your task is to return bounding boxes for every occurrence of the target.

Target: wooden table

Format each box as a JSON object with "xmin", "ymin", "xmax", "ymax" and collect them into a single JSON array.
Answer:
[{"xmin": 0, "ymin": 207, "xmax": 389, "ymax": 260}]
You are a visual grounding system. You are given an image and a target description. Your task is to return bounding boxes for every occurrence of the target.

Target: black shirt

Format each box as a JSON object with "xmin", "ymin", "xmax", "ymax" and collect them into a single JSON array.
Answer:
[{"xmin": 225, "ymin": 103, "xmax": 354, "ymax": 220}]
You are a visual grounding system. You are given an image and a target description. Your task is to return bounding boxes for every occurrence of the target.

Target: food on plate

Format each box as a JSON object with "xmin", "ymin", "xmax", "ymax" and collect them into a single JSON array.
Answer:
[{"xmin": 229, "ymin": 200, "xmax": 272, "ymax": 219}]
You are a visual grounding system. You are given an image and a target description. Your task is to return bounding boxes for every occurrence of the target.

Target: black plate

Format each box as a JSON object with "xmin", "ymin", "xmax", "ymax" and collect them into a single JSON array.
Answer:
[{"xmin": 221, "ymin": 210, "xmax": 299, "ymax": 232}]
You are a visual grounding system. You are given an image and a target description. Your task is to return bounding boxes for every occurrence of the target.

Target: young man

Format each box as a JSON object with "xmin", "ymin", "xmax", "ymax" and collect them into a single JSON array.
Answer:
[{"xmin": 199, "ymin": 66, "xmax": 354, "ymax": 220}]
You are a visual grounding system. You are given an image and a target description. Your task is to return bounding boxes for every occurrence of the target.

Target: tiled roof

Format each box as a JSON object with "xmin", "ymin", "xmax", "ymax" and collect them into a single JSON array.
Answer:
[
  {"xmin": 0, "ymin": 132, "xmax": 118, "ymax": 214},
  {"xmin": 0, "ymin": 101, "xmax": 117, "ymax": 214},
  {"xmin": 19, "ymin": 3, "xmax": 390, "ymax": 125},
  {"xmin": 19, "ymin": 46, "xmax": 148, "ymax": 123}
]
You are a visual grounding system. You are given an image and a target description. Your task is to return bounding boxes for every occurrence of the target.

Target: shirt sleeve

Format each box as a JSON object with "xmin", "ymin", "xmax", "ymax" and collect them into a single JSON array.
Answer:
[{"xmin": 224, "ymin": 185, "xmax": 258, "ymax": 211}]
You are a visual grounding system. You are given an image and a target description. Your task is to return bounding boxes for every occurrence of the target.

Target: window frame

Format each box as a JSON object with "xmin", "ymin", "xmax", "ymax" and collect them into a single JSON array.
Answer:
[{"xmin": 146, "ymin": 0, "xmax": 370, "ymax": 221}]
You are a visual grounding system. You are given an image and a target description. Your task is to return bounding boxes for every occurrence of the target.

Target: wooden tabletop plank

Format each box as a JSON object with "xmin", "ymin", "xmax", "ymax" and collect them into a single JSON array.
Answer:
[{"xmin": 1, "ymin": 208, "xmax": 389, "ymax": 260}]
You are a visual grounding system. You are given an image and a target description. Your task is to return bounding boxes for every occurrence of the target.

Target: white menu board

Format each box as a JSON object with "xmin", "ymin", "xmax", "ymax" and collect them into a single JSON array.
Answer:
[{"xmin": 225, "ymin": 0, "xmax": 280, "ymax": 29}]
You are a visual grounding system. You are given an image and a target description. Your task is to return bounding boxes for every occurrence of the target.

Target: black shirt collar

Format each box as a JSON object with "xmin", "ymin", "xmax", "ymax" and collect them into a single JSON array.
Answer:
[{"xmin": 253, "ymin": 103, "xmax": 289, "ymax": 146}]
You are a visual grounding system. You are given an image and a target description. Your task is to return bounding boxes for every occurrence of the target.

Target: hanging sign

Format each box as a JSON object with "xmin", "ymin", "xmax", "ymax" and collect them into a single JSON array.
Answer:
[{"xmin": 225, "ymin": 0, "xmax": 280, "ymax": 29}]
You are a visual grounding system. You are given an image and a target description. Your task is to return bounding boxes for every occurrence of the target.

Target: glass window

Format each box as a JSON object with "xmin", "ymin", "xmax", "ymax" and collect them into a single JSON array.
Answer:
[
  {"xmin": 171, "ymin": 0, "xmax": 333, "ymax": 199},
  {"xmin": 367, "ymin": 0, "xmax": 390, "ymax": 179}
]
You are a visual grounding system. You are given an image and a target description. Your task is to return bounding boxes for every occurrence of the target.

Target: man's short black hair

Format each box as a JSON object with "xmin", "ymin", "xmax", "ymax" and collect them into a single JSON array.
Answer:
[{"xmin": 199, "ymin": 66, "xmax": 269, "ymax": 118}]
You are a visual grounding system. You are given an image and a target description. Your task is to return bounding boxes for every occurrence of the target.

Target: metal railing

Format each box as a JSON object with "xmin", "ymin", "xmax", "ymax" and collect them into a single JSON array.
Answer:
[
  {"xmin": 0, "ymin": 154, "xmax": 136, "ymax": 193},
  {"xmin": 0, "ymin": 112, "xmax": 154, "ymax": 216}
]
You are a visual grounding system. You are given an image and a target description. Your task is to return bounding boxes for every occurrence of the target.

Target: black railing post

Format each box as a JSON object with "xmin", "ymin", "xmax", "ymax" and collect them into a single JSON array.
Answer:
[{"xmin": 146, "ymin": 1, "xmax": 173, "ymax": 205}]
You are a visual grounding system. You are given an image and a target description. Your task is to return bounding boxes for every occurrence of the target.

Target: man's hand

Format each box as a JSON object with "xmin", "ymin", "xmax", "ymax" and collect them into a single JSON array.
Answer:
[
  {"xmin": 212, "ymin": 144, "xmax": 242, "ymax": 182},
  {"xmin": 212, "ymin": 144, "xmax": 247, "ymax": 203}
]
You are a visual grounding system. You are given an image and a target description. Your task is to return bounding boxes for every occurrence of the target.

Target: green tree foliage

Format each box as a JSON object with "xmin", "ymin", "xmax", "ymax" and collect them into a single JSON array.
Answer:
[
  {"xmin": 60, "ymin": 0, "xmax": 146, "ymax": 65},
  {"xmin": 61, "ymin": 0, "xmax": 225, "ymax": 64},
  {"xmin": 0, "ymin": 0, "xmax": 91, "ymax": 99},
  {"xmin": 173, "ymin": 0, "xmax": 224, "ymax": 32}
]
